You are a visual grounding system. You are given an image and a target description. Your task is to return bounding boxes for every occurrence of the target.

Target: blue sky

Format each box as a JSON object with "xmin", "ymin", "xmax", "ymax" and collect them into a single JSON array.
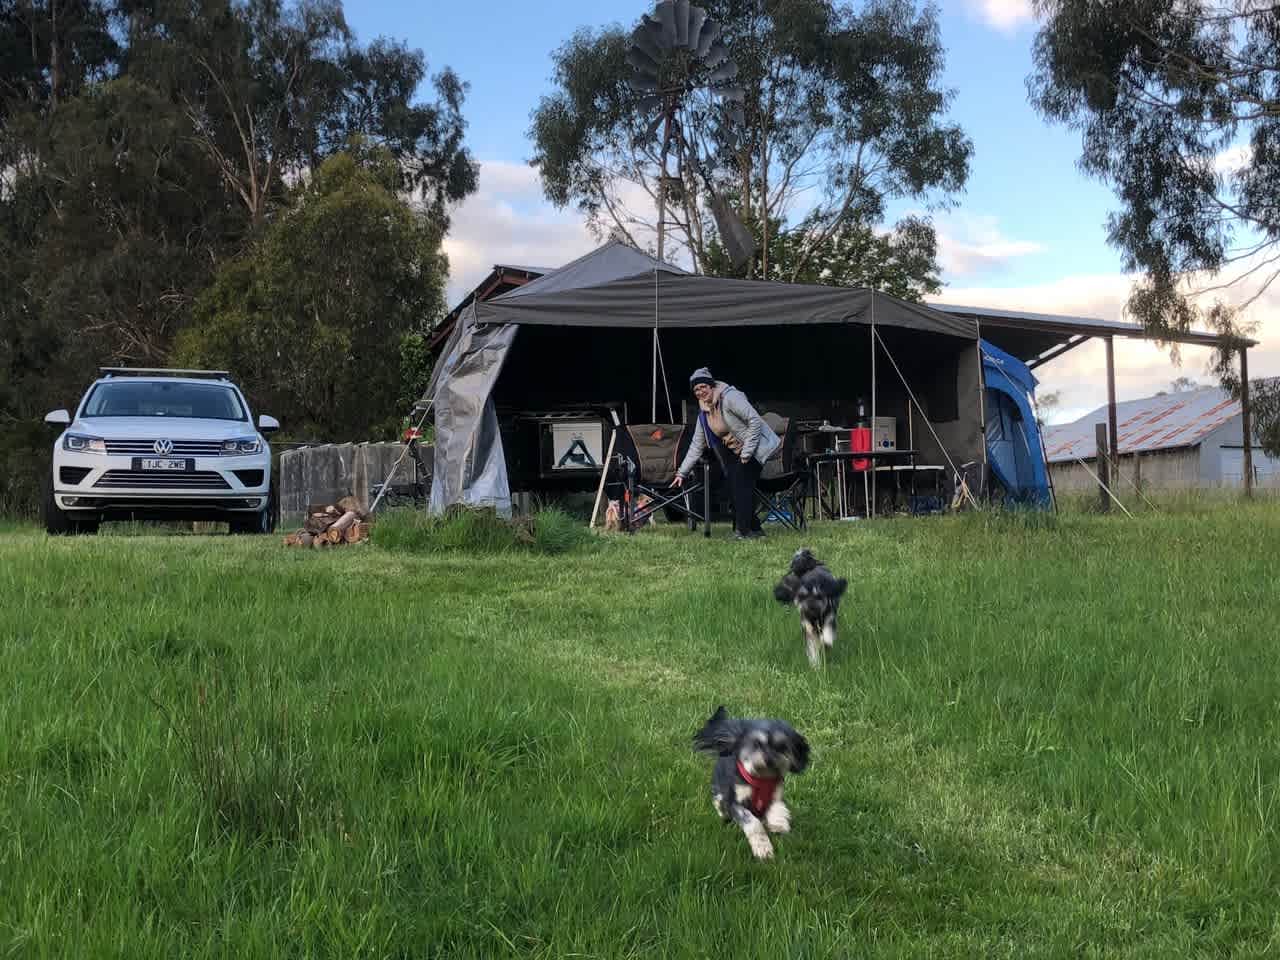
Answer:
[{"xmin": 345, "ymin": 0, "xmax": 1276, "ymax": 421}]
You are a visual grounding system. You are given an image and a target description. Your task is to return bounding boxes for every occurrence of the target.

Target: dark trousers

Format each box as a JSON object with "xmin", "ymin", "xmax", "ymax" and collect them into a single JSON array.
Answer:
[{"xmin": 719, "ymin": 453, "xmax": 763, "ymax": 535}]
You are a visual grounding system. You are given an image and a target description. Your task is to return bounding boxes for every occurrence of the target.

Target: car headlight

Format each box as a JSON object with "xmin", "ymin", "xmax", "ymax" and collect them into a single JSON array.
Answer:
[
  {"xmin": 221, "ymin": 437, "xmax": 262, "ymax": 455},
  {"xmin": 63, "ymin": 434, "xmax": 106, "ymax": 454}
]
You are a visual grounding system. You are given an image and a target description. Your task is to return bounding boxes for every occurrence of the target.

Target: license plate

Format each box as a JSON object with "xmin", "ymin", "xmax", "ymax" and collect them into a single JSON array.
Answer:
[{"xmin": 137, "ymin": 458, "xmax": 191, "ymax": 471}]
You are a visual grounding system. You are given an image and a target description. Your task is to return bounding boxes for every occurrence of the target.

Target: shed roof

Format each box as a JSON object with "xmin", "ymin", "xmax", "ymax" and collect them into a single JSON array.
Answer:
[{"xmin": 1043, "ymin": 386, "xmax": 1246, "ymax": 462}]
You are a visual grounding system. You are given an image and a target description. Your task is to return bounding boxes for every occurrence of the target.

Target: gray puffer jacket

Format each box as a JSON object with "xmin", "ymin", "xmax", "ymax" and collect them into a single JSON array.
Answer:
[{"xmin": 677, "ymin": 382, "xmax": 781, "ymax": 478}]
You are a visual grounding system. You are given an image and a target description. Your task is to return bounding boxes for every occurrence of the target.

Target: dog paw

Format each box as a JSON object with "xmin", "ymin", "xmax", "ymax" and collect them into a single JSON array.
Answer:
[
  {"xmin": 748, "ymin": 831, "xmax": 775, "ymax": 860},
  {"xmin": 765, "ymin": 803, "xmax": 791, "ymax": 834}
]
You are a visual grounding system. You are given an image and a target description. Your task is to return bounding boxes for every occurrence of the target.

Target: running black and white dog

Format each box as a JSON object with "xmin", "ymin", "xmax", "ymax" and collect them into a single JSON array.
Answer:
[
  {"xmin": 693, "ymin": 705, "xmax": 810, "ymax": 860},
  {"xmin": 773, "ymin": 548, "xmax": 848, "ymax": 667}
]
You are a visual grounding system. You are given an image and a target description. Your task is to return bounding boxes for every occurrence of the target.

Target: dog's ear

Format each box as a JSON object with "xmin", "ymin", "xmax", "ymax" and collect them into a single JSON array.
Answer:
[
  {"xmin": 832, "ymin": 578, "xmax": 848, "ymax": 599},
  {"xmin": 789, "ymin": 731, "xmax": 810, "ymax": 773},
  {"xmin": 773, "ymin": 575, "xmax": 799, "ymax": 603},
  {"xmin": 693, "ymin": 705, "xmax": 744, "ymax": 755}
]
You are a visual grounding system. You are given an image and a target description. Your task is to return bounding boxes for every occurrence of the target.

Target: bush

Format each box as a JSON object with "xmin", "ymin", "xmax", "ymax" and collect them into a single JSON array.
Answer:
[{"xmin": 373, "ymin": 505, "xmax": 592, "ymax": 555}]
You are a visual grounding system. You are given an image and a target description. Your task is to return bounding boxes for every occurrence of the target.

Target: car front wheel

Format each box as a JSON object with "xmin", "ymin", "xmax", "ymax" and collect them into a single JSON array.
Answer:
[
  {"xmin": 228, "ymin": 504, "xmax": 273, "ymax": 535},
  {"xmin": 43, "ymin": 476, "xmax": 99, "ymax": 535}
]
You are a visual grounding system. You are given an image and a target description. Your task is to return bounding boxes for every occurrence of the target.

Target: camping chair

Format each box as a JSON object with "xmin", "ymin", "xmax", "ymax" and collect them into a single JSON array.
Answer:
[
  {"xmin": 753, "ymin": 413, "xmax": 808, "ymax": 531},
  {"xmin": 609, "ymin": 423, "xmax": 710, "ymax": 534}
]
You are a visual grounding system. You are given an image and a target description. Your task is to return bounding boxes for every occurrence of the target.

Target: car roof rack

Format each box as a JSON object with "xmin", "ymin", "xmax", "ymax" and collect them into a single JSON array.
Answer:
[{"xmin": 98, "ymin": 367, "xmax": 231, "ymax": 380}]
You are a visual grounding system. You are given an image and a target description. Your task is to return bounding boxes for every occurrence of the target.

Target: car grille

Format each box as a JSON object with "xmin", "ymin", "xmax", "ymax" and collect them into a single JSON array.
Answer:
[
  {"xmin": 60, "ymin": 466, "xmax": 92, "ymax": 485},
  {"xmin": 103, "ymin": 439, "xmax": 230, "ymax": 456},
  {"xmin": 94, "ymin": 470, "xmax": 231, "ymax": 490}
]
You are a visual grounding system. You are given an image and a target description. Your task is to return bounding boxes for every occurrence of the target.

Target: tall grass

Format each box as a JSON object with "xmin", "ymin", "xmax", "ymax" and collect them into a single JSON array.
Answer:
[
  {"xmin": 373, "ymin": 504, "xmax": 592, "ymax": 555},
  {"xmin": 2, "ymin": 502, "xmax": 1279, "ymax": 956}
]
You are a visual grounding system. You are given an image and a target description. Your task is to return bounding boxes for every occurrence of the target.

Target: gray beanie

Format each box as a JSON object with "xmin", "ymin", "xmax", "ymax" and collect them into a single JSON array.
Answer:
[{"xmin": 689, "ymin": 367, "xmax": 715, "ymax": 388}]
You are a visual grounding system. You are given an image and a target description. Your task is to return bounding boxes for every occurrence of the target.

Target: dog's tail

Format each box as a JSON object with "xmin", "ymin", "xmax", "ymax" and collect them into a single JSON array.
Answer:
[{"xmin": 693, "ymin": 705, "xmax": 744, "ymax": 756}]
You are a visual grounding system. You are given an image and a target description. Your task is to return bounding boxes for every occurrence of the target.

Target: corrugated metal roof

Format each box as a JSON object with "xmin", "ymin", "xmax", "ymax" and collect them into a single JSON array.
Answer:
[{"xmin": 1043, "ymin": 387, "xmax": 1241, "ymax": 462}]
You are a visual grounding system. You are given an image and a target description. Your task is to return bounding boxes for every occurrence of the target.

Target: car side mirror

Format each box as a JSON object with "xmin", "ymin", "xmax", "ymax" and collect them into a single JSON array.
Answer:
[
  {"xmin": 45, "ymin": 409, "xmax": 71, "ymax": 427},
  {"xmin": 258, "ymin": 414, "xmax": 279, "ymax": 433}
]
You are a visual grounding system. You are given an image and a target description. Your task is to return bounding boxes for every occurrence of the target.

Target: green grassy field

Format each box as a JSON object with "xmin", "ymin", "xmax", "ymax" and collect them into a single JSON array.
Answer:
[{"xmin": 3, "ymin": 502, "xmax": 1280, "ymax": 958}]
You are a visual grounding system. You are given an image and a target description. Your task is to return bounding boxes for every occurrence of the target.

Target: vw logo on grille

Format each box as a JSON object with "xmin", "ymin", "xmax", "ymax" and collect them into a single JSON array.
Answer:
[{"xmin": 153, "ymin": 439, "xmax": 174, "ymax": 455}]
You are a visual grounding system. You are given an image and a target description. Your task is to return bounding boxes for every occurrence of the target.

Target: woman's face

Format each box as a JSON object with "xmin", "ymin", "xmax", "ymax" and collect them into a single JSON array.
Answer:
[{"xmin": 692, "ymin": 383, "xmax": 713, "ymax": 404}]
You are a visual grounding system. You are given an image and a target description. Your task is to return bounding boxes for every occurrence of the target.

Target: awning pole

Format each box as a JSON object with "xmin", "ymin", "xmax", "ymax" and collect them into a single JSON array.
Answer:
[
  {"xmin": 873, "ymin": 327, "xmax": 981, "ymax": 510},
  {"xmin": 652, "ymin": 268, "xmax": 659, "ymax": 422},
  {"xmin": 870, "ymin": 292, "xmax": 876, "ymax": 519}
]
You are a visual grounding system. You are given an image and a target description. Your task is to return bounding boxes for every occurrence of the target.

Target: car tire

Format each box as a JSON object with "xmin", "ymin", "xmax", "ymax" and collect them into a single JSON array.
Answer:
[
  {"xmin": 229, "ymin": 503, "xmax": 273, "ymax": 535},
  {"xmin": 43, "ymin": 475, "xmax": 99, "ymax": 536}
]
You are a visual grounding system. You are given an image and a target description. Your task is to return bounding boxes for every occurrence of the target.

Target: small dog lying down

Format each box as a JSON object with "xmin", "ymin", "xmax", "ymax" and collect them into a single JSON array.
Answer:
[
  {"xmin": 693, "ymin": 705, "xmax": 810, "ymax": 860},
  {"xmin": 773, "ymin": 548, "xmax": 848, "ymax": 667}
]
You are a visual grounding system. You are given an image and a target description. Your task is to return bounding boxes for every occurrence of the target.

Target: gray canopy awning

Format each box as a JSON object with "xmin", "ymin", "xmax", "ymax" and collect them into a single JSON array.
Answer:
[{"xmin": 425, "ymin": 241, "xmax": 980, "ymax": 515}]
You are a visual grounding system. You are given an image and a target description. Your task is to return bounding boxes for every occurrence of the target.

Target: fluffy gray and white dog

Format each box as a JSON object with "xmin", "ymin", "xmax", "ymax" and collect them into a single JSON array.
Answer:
[
  {"xmin": 693, "ymin": 705, "xmax": 810, "ymax": 860},
  {"xmin": 773, "ymin": 548, "xmax": 849, "ymax": 667}
]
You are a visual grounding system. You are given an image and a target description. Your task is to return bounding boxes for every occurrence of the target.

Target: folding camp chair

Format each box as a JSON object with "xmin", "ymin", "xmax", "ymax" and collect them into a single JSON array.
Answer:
[
  {"xmin": 608, "ymin": 423, "xmax": 711, "ymax": 534},
  {"xmin": 753, "ymin": 413, "xmax": 808, "ymax": 532}
]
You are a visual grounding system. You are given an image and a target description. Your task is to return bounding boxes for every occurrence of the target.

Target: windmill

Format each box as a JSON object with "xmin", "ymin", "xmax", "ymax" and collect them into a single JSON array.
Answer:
[{"xmin": 627, "ymin": 0, "xmax": 757, "ymax": 270}]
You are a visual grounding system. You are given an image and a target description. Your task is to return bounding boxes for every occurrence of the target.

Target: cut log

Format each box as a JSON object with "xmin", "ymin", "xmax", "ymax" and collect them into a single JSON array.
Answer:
[
  {"xmin": 336, "ymin": 496, "xmax": 367, "ymax": 519},
  {"xmin": 304, "ymin": 515, "xmax": 335, "ymax": 534},
  {"xmin": 299, "ymin": 532, "xmax": 314, "ymax": 547},
  {"xmin": 324, "ymin": 526, "xmax": 344, "ymax": 544},
  {"xmin": 344, "ymin": 521, "xmax": 366, "ymax": 544},
  {"xmin": 312, "ymin": 532, "xmax": 329, "ymax": 548},
  {"xmin": 329, "ymin": 510, "xmax": 359, "ymax": 536},
  {"xmin": 282, "ymin": 532, "xmax": 298, "ymax": 546}
]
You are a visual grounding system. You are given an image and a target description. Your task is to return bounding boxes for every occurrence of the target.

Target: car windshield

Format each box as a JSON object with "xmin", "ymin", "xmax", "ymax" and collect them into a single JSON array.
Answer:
[{"xmin": 82, "ymin": 381, "xmax": 247, "ymax": 421}]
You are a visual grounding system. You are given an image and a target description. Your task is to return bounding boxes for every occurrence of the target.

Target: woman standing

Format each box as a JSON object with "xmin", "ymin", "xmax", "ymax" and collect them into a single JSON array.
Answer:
[{"xmin": 673, "ymin": 367, "xmax": 780, "ymax": 540}]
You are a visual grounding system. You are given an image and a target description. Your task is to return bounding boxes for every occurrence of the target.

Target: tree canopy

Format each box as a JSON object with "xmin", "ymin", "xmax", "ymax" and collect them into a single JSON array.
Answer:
[
  {"xmin": 1029, "ymin": 0, "xmax": 1280, "ymax": 454},
  {"xmin": 528, "ymin": 0, "xmax": 970, "ymax": 291},
  {"xmin": 175, "ymin": 146, "xmax": 447, "ymax": 440},
  {"xmin": 0, "ymin": 0, "xmax": 476, "ymax": 513}
]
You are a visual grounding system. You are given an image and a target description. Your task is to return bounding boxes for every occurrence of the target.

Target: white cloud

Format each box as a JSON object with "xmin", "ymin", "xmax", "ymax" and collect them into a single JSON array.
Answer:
[
  {"xmin": 441, "ymin": 161, "xmax": 680, "ymax": 305},
  {"xmin": 441, "ymin": 161, "xmax": 599, "ymax": 305},
  {"xmin": 933, "ymin": 213, "xmax": 1046, "ymax": 276},
  {"xmin": 962, "ymin": 0, "xmax": 1036, "ymax": 31},
  {"xmin": 1214, "ymin": 144, "xmax": 1251, "ymax": 175}
]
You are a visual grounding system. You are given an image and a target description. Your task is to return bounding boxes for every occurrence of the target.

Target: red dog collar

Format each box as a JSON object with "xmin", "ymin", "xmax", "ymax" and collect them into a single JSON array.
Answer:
[{"xmin": 736, "ymin": 760, "xmax": 781, "ymax": 817}]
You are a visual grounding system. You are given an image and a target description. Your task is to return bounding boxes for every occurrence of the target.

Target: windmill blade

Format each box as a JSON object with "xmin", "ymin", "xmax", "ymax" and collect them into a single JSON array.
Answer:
[
  {"xmin": 656, "ymin": 1, "xmax": 678, "ymax": 49},
  {"xmin": 702, "ymin": 42, "xmax": 730, "ymax": 70},
  {"xmin": 708, "ymin": 60, "xmax": 739, "ymax": 84},
  {"xmin": 687, "ymin": 6, "xmax": 708, "ymax": 51},
  {"xmin": 632, "ymin": 22, "xmax": 665, "ymax": 64},
  {"xmin": 710, "ymin": 194, "xmax": 758, "ymax": 270},
  {"xmin": 695, "ymin": 20, "xmax": 721, "ymax": 57},
  {"xmin": 675, "ymin": 0, "xmax": 691, "ymax": 48},
  {"xmin": 627, "ymin": 46, "xmax": 659, "ymax": 76}
]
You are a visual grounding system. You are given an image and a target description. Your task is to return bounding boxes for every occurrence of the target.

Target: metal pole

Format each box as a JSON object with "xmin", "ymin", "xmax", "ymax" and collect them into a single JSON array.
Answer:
[
  {"xmin": 703, "ymin": 460, "xmax": 711, "ymax": 537},
  {"xmin": 976, "ymin": 320, "xmax": 987, "ymax": 500},
  {"xmin": 1240, "ymin": 346, "xmax": 1254, "ymax": 497},
  {"xmin": 870, "ymin": 293, "xmax": 876, "ymax": 519}
]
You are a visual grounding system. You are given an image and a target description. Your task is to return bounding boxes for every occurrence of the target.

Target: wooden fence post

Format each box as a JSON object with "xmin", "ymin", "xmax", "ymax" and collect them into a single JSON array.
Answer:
[{"xmin": 1095, "ymin": 422, "xmax": 1110, "ymax": 513}]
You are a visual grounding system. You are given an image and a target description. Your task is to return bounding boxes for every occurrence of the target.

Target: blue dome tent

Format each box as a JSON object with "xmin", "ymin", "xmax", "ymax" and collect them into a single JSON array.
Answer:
[{"xmin": 981, "ymin": 340, "xmax": 1052, "ymax": 508}]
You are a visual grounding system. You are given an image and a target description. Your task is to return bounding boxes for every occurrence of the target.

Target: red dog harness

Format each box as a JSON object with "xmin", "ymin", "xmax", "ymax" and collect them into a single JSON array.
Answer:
[{"xmin": 737, "ymin": 760, "xmax": 781, "ymax": 817}]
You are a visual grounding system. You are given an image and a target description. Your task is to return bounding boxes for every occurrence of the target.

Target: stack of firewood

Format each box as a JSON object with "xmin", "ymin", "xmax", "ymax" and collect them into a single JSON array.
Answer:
[{"xmin": 282, "ymin": 497, "xmax": 371, "ymax": 548}]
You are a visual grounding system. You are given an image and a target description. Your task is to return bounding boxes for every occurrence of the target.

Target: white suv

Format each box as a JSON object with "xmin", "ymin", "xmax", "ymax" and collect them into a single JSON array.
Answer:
[{"xmin": 44, "ymin": 368, "xmax": 279, "ymax": 535}]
